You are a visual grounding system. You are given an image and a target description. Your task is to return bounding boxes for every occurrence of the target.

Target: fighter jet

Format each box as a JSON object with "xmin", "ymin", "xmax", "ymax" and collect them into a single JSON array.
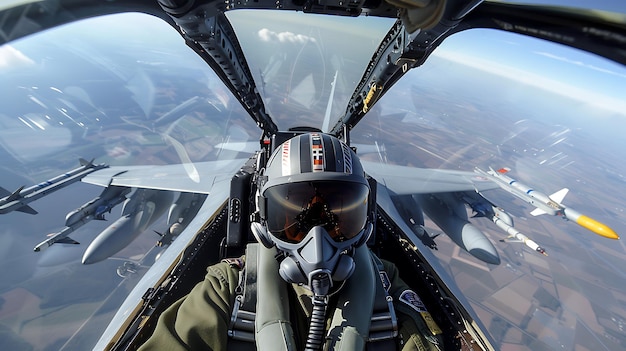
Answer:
[{"xmin": 0, "ymin": 1, "xmax": 624, "ymax": 351}]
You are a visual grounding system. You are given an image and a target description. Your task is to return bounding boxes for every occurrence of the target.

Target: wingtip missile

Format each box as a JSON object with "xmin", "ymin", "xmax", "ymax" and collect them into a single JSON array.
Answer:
[
  {"xmin": 476, "ymin": 167, "xmax": 619, "ymax": 240},
  {"xmin": 1, "ymin": 159, "xmax": 108, "ymax": 215}
]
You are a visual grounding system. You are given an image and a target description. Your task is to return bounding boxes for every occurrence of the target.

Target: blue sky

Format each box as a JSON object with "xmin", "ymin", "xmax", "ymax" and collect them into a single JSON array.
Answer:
[{"xmin": 433, "ymin": 28, "xmax": 626, "ymax": 117}]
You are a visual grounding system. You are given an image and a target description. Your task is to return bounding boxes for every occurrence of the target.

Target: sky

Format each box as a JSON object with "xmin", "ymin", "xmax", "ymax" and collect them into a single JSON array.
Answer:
[{"xmin": 432, "ymin": 29, "xmax": 626, "ymax": 117}]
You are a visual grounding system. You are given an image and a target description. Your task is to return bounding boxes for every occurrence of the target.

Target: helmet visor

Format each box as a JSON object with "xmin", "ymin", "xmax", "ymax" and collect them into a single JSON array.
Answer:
[{"xmin": 264, "ymin": 181, "xmax": 369, "ymax": 243}]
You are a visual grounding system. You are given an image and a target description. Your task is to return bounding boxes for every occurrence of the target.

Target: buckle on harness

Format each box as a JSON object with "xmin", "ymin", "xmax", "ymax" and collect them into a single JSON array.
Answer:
[
  {"xmin": 368, "ymin": 295, "xmax": 399, "ymax": 342},
  {"xmin": 228, "ymin": 294, "xmax": 256, "ymax": 341}
]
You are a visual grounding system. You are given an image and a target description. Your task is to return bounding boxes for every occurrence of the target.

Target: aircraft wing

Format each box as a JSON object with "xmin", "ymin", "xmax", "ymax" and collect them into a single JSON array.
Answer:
[
  {"xmin": 362, "ymin": 161, "xmax": 498, "ymax": 195},
  {"xmin": 81, "ymin": 159, "xmax": 248, "ymax": 194}
]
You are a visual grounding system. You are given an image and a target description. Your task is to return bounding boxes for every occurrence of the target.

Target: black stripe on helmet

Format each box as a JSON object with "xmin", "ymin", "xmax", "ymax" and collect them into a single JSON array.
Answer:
[
  {"xmin": 299, "ymin": 133, "xmax": 312, "ymax": 173},
  {"xmin": 322, "ymin": 134, "xmax": 337, "ymax": 172}
]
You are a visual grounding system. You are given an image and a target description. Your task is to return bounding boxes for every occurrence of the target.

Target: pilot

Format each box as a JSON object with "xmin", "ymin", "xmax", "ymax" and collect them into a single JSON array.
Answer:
[{"xmin": 139, "ymin": 133, "xmax": 443, "ymax": 351}]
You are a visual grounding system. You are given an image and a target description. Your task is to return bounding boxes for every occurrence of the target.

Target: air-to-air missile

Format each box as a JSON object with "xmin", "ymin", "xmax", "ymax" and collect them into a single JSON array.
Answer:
[
  {"xmin": 33, "ymin": 185, "xmax": 131, "ymax": 252},
  {"xmin": 0, "ymin": 158, "xmax": 108, "ymax": 215},
  {"xmin": 475, "ymin": 167, "xmax": 619, "ymax": 240},
  {"xmin": 490, "ymin": 206, "xmax": 547, "ymax": 255},
  {"xmin": 461, "ymin": 191, "xmax": 548, "ymax": 256}
]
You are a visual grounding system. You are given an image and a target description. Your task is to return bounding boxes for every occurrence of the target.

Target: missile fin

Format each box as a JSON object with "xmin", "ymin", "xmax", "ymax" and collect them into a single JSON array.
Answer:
[
  {"xmin": 56, "ymin": 237, "xmax": 80, "ymax": 245},
  {"xmin": 502, "ymin": 236, "xmax": 522, "ymax": 243},
  {"xmin": 16, "ymin": 205, "xmax": 38, "ymax": 215},
  {"xmin": 5, "ymin": 186, "xmax": 24, "ymax": 201},
  {"xmin": 1, "ymin": 187, "xmax": 37, "ymax": 214},
  {"xmin": 79, "ymin": 158, "xmax": 95, "ymax": 167},
  {"xmin": 530, "ymin": 208, "xmax": 547, "ymax": 216},
  {"xmin": 549, "ymin": 188, "xmax": 569, "ymax": 204}
]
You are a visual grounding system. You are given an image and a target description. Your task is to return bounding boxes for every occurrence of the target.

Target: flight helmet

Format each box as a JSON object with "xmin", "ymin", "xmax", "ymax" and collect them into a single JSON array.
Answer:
[{"xmin": 252, "ymin": 133, "xmax": 373, "ymax": 289}]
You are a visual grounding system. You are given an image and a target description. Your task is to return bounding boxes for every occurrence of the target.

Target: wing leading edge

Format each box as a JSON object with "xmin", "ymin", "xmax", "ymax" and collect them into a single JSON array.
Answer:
[
  {"xmin": 82, "ymin": 159, "xmax": 248, "ymax": 194},
  {"xmin": 363, "ymin": 161, "xmax": 498, "ymax": 195}
]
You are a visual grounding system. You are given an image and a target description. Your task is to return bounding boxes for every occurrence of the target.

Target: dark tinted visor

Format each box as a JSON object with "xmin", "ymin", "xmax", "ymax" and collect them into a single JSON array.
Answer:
[{"xmin": 264, "ymin": 181, "xmax": 369, "ymax": 243}]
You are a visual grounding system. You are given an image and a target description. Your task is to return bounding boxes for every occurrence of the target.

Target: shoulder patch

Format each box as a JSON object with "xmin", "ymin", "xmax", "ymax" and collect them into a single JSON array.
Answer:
[
  {"xmin": 399, "ymin": 289, "xmax": 443, "ymax": 336},
  {"xmin": 398, "ymin": 289, "xmax": 426, "ymax": 313}
]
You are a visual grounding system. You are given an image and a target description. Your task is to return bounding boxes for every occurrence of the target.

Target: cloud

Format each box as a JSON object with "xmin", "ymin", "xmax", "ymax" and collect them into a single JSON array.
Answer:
[
  {"xmin": 258, "ymin": 28, "xmax": 316, "ymax": 44},
  {"xmin": 0, "ymin": 45, "xmax": 35, "ymax": 70}
]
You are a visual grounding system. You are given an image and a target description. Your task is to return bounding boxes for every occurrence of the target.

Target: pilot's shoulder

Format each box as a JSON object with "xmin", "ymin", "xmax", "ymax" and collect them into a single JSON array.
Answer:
[
  {"xmin": 203, "ymin": 256, "xmax": 246, "ymax": 289},
  {"xmin": 221, "ymin": 256, "xmax": 245, "ymax": 270}
]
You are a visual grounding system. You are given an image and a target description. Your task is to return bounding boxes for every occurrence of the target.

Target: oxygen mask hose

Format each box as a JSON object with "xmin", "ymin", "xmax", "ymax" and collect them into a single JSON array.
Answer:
[{"xmin": 304, "ymin": 273, "xmax": 331, "ymax": 351}]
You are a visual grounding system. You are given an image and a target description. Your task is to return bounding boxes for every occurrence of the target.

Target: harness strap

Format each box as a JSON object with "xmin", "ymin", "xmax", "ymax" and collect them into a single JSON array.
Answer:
[
  {"xmin": 255, "ymin": 245, "xmax": 297, "ymax": 351},
  {"xmin": 325, "ymin": 246, "xmax": 399, "ymax": 351},
  {"xmin": 367, "ymin": 252, "xmax": 398, "ymax": 351},
  {"xmin": 326, "ymin": 245, "xmax": 376, "ymax": 351},
  {"xmin": 228, "ymin": 244, "xmax": 258, "ymax": 342},
  {"xmin": 228, "ymin": 244, "xmax": 398, "ymax": 351}
]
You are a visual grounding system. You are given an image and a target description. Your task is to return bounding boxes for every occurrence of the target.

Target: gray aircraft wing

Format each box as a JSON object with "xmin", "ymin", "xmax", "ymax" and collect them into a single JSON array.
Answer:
[
  {"xmin": 82, "ymin": 159, "xmax": 248, "ymax": 194},
  {"xmin": 363, "ymin": 160, "xmax": 507, "ymax": 265},
  {"xmin": 362, "ymin": 161, "xmax": 498, "ymax": 195},
  {"xmin": 25, "ymin": 158, "xmax": 249, "ymax": 255}
]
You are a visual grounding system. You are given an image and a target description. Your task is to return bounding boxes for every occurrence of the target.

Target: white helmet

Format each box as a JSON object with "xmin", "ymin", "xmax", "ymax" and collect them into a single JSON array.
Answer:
[{"xmin": 252, "ymin": 132, "xmax": 373, "ymax": 288}]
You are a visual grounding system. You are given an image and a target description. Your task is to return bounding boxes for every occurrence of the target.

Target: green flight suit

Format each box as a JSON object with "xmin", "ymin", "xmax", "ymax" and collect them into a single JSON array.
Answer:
[{"xmin": 138, "ymin": 254, "xmax": 443, "ymax": 351}]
